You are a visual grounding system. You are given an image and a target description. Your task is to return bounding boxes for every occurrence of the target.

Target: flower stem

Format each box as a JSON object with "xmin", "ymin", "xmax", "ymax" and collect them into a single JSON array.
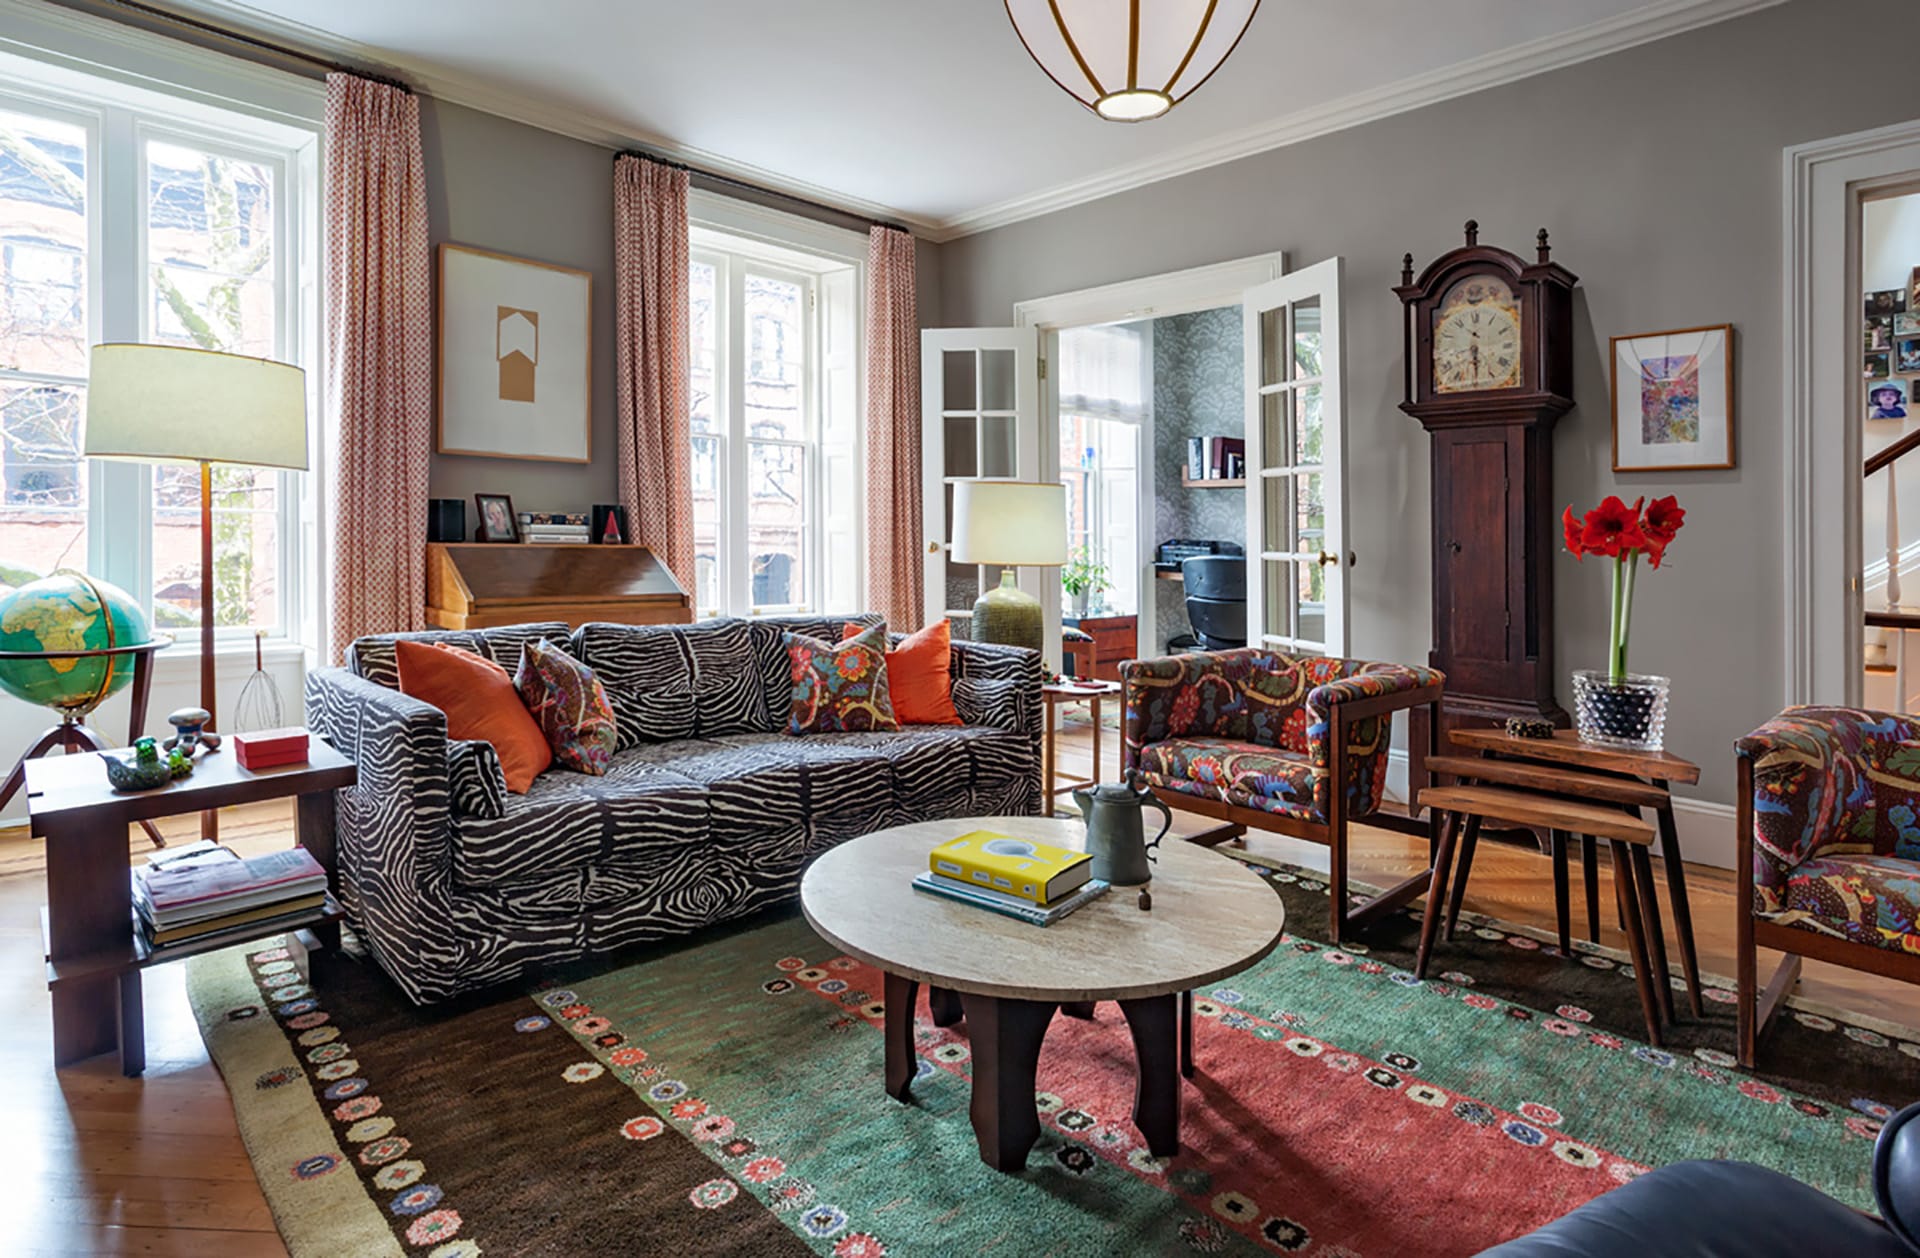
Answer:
[{"xmin": 1611, "ymin": 552, "xmax": 1639, "ymax": 683}]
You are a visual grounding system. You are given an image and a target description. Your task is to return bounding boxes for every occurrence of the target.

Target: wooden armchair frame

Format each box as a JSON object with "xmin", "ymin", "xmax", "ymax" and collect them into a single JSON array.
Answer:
[
  {"xmin": 1134, "ymin": 681, "xmax": 1446, "ymax": 944},
  {"xmin": 1735, "ymin": 752, "xmax": 1920, "ymax": 1067}
]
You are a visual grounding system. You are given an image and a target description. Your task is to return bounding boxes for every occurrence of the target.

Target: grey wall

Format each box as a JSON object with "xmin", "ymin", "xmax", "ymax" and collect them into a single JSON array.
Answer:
[
  {"xmin": 1151, "ymin": 307, "xmax": 1244, "ymax": 651},
  {"xmin": 939, "ymin": 0, "xmax": 1920, "ymax": 805},
  {"xmin": 415, "ymin": 100, "xmax": 944, "ymax": 529}
]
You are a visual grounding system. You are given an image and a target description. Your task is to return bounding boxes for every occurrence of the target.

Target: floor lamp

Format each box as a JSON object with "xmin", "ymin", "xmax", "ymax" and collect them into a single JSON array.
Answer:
[{"xmin": 84, "ymin": 344, "xmax": 310, "ymax": 838}]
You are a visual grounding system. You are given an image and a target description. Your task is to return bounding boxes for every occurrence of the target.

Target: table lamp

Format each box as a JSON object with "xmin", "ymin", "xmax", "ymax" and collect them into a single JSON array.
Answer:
[
  {"xmin": 951, "ymin": 480, "xmax": 1067, "ymax": 654},
  {"xmin": 84, "ymin": 345, "xmax": 308, "ymax": 828}
]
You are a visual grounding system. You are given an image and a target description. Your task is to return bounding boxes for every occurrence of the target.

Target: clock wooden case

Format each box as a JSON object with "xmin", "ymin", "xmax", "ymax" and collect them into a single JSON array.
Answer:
[{"xmin": 1395, "ymin": 222, "xmax": 1578, "ymax": 796}]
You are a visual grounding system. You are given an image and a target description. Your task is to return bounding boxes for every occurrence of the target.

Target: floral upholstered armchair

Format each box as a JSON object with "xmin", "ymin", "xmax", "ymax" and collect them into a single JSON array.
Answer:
[
  {"xmin": 1736, "ymin": 705, "xmax": 1920, "ymax": 1066},
  {"xmin": 1121, "ymin": 648, "xmax": 1444, "ymax": 941}
]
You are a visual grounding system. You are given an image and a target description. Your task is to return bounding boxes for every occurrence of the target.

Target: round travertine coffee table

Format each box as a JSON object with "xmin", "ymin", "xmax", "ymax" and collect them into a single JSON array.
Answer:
[{"xmin": 800, "ymin": 815, "xmax": 1286, "ymax": 1172}]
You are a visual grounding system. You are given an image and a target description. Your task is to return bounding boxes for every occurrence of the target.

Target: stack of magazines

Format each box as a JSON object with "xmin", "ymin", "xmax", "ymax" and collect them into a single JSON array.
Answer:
[
  {"xmin": 519, "ymin": 511, "xmax": 591, "ymax": 543},
  {"xmin": 912, "ymin": 831, "xmax": 1109, "ymax": 926},
  {"xmin": 133, "ymin": 840, "xmax": 329, "ymax": 946}
]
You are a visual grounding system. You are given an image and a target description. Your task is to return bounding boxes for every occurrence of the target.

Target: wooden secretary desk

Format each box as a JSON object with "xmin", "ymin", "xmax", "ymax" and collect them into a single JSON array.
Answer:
[
  {"xmin": 425, "ymin": 543, "xmax": 692, "ymax": 630},
  {"xmin": 1395, "ymin": 223, "xmax": 1578, "ymax": 795}
]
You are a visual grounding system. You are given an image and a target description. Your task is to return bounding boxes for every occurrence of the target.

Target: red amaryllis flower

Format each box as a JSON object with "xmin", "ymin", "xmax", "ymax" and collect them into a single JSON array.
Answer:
[
  {"xmin": 1562, "ymin": 505, "xmax": 1585, "ymax": 558},
  {"xmin": 1640, "ymin": 495, "xmax": 1685, "ymax": 568},
  {"xmin": 1580, "ymin": 496, "xmax": 1645, "ymax": 558}
]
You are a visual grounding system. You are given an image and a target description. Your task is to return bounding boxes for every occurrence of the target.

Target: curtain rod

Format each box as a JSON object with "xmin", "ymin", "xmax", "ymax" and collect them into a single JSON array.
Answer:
[
  {"xmin": 80, "ymin": 0, "xmax": 414, "ymax": 93},
  {"xmin": 617, "ymin": 149, "xmax": 907, "ymax": 237}
]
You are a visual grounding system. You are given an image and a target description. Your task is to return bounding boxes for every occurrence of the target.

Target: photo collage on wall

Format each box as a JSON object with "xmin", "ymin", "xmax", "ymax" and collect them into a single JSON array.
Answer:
[{"xmin": 1864, "ymin": 267, "xmax": 1920, "ymax": 421}]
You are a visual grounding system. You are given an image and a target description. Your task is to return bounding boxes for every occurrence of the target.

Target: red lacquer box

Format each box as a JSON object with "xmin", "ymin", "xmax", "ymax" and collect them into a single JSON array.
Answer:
[{"xmin": 233, "ymin": 727, "xmax": 311, "ymax": 771}]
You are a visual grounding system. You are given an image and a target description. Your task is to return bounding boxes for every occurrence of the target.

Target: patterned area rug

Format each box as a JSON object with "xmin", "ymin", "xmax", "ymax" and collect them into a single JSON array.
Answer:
[{"xmin": 187, "ymin": 862, "xmax": 1920, "ymax": 1257}]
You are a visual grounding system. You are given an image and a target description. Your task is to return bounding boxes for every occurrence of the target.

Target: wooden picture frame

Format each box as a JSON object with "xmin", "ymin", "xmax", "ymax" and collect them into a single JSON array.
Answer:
[
  {"xmin": 437, "ymin": 243, "xmax": 592, "ymax": 463},
  {"xmin": 1609, "ymin": 324, "xmax": 1735, "ymax": 472},
  {"xmin": 474, "ymin": 493, "xmax": 518, "ymax": 543}
]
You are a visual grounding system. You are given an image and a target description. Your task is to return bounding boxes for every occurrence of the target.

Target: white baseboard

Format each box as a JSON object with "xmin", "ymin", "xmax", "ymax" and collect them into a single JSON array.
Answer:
[{"xmin": 1385, "ymin": 750, "xmax": 1737, "ymax": 871}]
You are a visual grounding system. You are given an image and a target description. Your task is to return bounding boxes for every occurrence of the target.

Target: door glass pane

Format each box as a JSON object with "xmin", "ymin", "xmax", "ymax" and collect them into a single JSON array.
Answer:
[
  {"xmin": 146, "ymin": 138, "xmax": 281, "ymax": 630},
  {"xmin": 746, "ymin": 441, "xmax": 804, "ymax": 608},
  {"xmin": 1296, "ymin": 471, "xmax": 1325, "ymax": 553},
  {"xmin": 1263, "ymin": 558, "xmax": 1294, "ymax": 639},
  {"xmin": 1297, "ymin": 552, "xmax": 1327, "ymax": 645},
  {"xmin": 1260, "ymin": 390, "xmax": 1288, "ymax": 469},
  {"xmin": 1295, "ymin": 384, "xmax": 1323, "ymax": 466},
  {"xmin": 1292, "ymin": 296, "xmax": 1322, "ymax": 380},
  {"xmin": 981, "ymin": 415, "xmax": 1016, "ymax": 478},
  {"xmin": 944, "ymin": 416, "xmax": 978, "ymax": 478},
  {"xmin": 942, "ymin": 349, "xmax": 976, "ymax": 411},
  {"xmin": 1261, "ymin": 475, "xmax": 1293, "ymax": 554},
  {"xmin": 1260, "ymin": 308, "xmax": 1286, "ymax": 386},
  {"xmin": 945, "ymin": 554, "xmax": 978, "ymax": 612},
  {"xmin": 744, "ymin": 272, "xmax": 803, "ymax": 440},
  {"xmin": 980, "ymin": 348, "xmax": 1016, "ymax": 411}
]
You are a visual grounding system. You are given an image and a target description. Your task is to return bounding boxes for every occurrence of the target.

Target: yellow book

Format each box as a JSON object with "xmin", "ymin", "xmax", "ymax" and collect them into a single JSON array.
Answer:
[{"xmin": 928, "ymin": 831, "xmax": 1092, "ymax": 906}]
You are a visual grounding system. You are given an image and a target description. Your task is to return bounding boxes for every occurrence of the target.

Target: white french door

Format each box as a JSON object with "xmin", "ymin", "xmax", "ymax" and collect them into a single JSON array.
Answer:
[
  {"xmin": 918, "ymin": 328, "xmax": 1043, "ymax": 640},
  {"xmin": 1243, "ymin": 257, "xmax": 1350, "ymax": 656}
]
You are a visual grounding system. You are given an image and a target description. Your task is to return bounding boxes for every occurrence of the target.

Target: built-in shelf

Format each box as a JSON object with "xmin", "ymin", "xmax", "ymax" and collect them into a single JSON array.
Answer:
[{"xmin": 1180, "ymin": 477, "xmax": 1245, "ymax": 489}]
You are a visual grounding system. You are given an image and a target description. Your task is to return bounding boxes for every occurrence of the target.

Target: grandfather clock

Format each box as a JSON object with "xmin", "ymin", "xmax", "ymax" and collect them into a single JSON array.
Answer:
[{"xmin": 1396, "ymin": 221, "xmax": 1578, "ymax": 793}]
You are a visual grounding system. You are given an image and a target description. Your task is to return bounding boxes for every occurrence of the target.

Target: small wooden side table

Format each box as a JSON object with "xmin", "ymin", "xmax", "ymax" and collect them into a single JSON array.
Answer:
[
  {"xmin": 1433, "ymin": 729, "xmax": 1705, "ymax": 1025},
  {"xmin": 1041, "ymin": 680, "xmax": 1122, "ymax": 816},
  {"xmin": 26, "ymin": 741, "xmax": 356, "ymax": 1076}
]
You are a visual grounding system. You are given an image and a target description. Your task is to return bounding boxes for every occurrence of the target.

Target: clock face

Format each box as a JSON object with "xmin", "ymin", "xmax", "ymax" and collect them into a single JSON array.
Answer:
[{"xmin": 1432, "ymin": 275, "xmax": 1523, "ymax": 394}]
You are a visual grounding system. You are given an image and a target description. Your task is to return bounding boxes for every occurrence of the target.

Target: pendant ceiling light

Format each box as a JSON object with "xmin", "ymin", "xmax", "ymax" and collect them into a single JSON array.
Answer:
[{"xmin": 1006, "ymin": 0, "xmax": 1261, "ymax": 123}]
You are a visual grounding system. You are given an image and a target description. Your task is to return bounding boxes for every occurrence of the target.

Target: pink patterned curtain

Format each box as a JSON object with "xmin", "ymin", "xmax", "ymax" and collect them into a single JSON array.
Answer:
[
  {"xmin": 865, "ymin": 226, "xmax": 923, "ymax": 631},
  {"xmin": 613, "ymin": 155, "xmax": 694, "ymax": 591},
  {"xmin": 324, "ymin": 74, "xmax": 432, "ymax": 661}
]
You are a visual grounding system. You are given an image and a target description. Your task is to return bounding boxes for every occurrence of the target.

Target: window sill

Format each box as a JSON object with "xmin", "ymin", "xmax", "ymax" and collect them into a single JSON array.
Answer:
[{"xmin": 152, "ymin": 638, "xmax": 311, "ymax": 672}]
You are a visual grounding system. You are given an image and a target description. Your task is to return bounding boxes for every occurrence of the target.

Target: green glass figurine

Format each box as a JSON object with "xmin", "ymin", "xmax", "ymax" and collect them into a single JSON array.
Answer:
[{"xmin": 105, "ymin": 736, "xmax": 175, "ymax": 791}]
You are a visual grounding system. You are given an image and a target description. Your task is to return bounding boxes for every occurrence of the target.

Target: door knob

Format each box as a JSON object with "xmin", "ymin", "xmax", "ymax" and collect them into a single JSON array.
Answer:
[
  {"xmin": 927, "ymin": 541, "xmax": 941, "ymax": 554},
  {"xmin": 1316, "ymin": 550, "xmax": 1339, "ymax": 568}
]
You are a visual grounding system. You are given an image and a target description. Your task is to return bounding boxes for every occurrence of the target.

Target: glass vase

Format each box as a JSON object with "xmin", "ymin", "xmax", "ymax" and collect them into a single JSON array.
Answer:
[{"xmin": 1571, "ymin": 670, "xmax": 1671, "ymax": 751}]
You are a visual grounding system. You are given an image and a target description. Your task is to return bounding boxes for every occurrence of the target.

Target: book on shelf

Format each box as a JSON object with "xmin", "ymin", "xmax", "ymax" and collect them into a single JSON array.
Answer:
[
  {"xmin": 140, "ymin": 892, "xmax": 329, "ymax": 945},
  {"xmin": 1186, "ymin": 436, "xmax": 1205, "ymax": 482},
  {"xmin": 517, "ymin": 511, "xmax": 590, "ymax": 526},
  {"xmin": 135, "ymin": 845, "xmax": 327, "ymax": 931},
  {"xmin": 927, "ymin": 831, "xmax": 1092, "ymax": 905},
  {"xmin": 911, "ymin": 872, "xmax": 1109, "ymax": 925}
]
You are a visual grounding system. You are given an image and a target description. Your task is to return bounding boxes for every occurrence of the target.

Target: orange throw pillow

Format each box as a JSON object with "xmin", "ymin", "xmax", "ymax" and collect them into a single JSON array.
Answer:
[
  {"xmin": 395, "ymin": 639, "xmax": 552, "ymax": 793},
  {"xmin": 844, "ymin": 619, "xmax": 961, "ymax": 726}
]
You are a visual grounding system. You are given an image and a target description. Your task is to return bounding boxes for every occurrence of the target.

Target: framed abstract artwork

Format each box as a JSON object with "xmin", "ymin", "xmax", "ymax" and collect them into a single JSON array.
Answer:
[
  {"xmin": 1609, "ymin": 324, "xmax": 1734, "ymax": 472},
  {"xmin": 438, "ymin": 243, "xmax": 592, "ymax": 463}
]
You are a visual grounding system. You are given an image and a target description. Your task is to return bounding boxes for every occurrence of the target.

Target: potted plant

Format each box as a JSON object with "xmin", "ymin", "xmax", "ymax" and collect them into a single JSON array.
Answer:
[
  {"xmin": 1562, "ymin": 494, "xmax": 1686, "ymax": 750},
  {"xmin": 1061, "ymin": 546, "xmax": 1110, "ymax": 619}
]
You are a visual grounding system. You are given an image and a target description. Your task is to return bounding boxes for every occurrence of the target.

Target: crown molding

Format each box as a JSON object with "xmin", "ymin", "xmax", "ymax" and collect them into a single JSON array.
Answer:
[
  {"xmin": 929, "ymin": 0, "xmax": 1787, "ymax": 241},
  {"xmin": 74, "ymin": 0, "xmax": 1784, "ymax": 244}
]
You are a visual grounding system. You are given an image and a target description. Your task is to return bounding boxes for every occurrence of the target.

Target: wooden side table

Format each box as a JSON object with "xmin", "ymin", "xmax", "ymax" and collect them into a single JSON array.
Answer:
[
  {"xmin": 25, "ymin": 741, "xmax": 356, "ymax": 1076},
  {"xmin": 1041, "ymin": 680, "xmax": 1122, "ymax": 816},
  {"xmin": 1447, "ymin": 728, "xmax": 1703, "ymax": 1020}
]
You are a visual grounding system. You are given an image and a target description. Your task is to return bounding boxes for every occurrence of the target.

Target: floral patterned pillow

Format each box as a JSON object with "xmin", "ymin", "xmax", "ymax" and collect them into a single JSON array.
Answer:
[
  {"xmin": 786, "ymin": 623, "xmax": 899, "ymax": 735},
  {"xmin": 514, "ymin": 637, "xmax": 618, "ymax": 774}
]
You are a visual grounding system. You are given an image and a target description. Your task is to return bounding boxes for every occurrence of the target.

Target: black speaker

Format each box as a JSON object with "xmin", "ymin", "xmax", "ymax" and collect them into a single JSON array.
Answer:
[{"xmin": 427, "ymin": 498, "xmax": 466, "ymax": 543}]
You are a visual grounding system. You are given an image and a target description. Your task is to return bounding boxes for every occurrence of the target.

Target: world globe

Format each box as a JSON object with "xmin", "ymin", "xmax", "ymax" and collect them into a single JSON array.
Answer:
[{"xmin": 0, "ymin": 572, "xmax": 152, "ymax": 716}]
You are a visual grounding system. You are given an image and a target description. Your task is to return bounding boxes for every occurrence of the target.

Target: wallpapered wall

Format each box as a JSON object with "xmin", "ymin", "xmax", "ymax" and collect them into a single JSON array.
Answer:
[{"xmin": 1151, "ymin": 306, "xmax": 1245, "ymax": 652}]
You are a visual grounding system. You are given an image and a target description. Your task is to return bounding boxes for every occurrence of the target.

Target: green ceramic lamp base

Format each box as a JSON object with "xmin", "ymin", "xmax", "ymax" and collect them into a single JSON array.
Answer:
[{"xmin": 970, "ymin": 571, "xmax": 1044, "ymax": 654}]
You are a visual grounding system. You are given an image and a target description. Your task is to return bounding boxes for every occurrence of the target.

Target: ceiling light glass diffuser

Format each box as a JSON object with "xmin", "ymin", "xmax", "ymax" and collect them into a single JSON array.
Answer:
[{"xmin": 1006, "ymin": 0, "xmax": 1261, "ymax": 122}]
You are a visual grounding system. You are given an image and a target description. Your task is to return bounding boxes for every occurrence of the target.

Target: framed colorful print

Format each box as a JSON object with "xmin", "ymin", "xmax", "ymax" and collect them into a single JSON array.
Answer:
[
  {"xmin": 1868, "ymin": 350, "xmax": 1893, "ymax": 379},
  {"xmin": 438, "ymin": 243, "xmax": 592, "ymax": 463},
  {"xmin": 1610, "ymin": 324, "xmax": 1734, "ymax": 472}
]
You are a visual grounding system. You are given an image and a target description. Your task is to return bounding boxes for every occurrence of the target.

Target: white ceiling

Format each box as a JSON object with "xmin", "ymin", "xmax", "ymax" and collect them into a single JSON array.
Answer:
[{"xmin": 161, "ymin": 0, "xmax": 1779, "ymax": 238}]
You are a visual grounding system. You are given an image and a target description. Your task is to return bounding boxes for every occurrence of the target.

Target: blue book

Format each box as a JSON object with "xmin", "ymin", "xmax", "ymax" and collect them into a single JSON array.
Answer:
[{"xmin": 910, "ymin": 872, "xmax": 1109, "ymax": 926}]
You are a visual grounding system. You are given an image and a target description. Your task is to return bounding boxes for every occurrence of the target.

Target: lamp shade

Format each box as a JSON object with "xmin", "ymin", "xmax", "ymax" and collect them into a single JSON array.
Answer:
[
  {"xmin": 84, "ymin": 343, "xmax": 308, "ymax": 470},
  {"xmin": 1006, "ymin": 0, "xmax": 1260, "ymax": 122},
  {"xmin": 951, "ymin": 480, "xmax": 1068, "ymax": 566}
]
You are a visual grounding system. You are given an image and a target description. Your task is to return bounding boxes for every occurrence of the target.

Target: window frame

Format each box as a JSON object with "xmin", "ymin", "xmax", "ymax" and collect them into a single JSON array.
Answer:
[
  {"xmin": 0, "ymin": 63, "xmax": 319, "ymax": 651},
  {"xmin": 690, "ymin": 240, "xmax": 822, "ymax": 618}
]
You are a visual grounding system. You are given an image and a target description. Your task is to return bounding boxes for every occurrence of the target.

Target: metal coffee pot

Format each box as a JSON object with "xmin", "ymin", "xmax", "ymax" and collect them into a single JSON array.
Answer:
[{"xmin": 1072, "ymin": 776, "xmax": 1173, "ymax": 887}]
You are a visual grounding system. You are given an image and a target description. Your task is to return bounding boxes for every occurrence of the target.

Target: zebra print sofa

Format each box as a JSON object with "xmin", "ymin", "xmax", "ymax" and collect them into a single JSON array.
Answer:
[{"xmin": 305, "ymin": 615, "xmax": 1043, "ymax": 1004}]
